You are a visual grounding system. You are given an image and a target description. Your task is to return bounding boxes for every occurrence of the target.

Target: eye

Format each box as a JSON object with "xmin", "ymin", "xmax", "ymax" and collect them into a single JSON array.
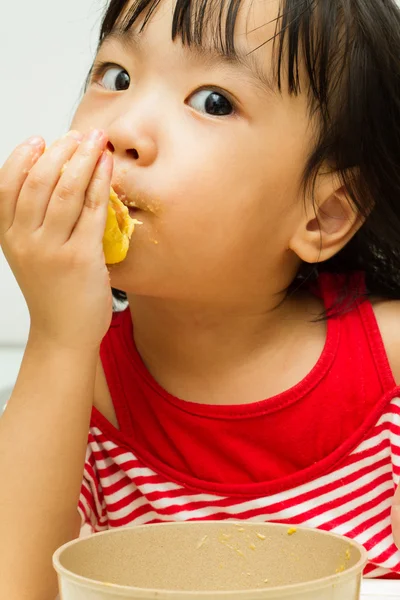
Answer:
[
  {"xmin": 187, "ymin": 89, "xmax": 234, "ymax": 116},
  {"xmin": 92, "ymin": 63, "xmax": 130, "ymax": 92}
]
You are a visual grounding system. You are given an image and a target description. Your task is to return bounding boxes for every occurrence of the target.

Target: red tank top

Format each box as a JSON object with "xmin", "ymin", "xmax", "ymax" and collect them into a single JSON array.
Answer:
[
  {"xmin": 81, "ymin": 271, "xmax": 400, "ymax": 577},
  {"xmin": 96, "ymin": 271, "xmax": 395, "ymax": 494}
]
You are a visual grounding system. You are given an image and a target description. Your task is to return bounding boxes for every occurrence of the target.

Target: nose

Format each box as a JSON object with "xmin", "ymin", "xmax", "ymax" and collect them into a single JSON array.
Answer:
[{"xmin": 106, "ymin": 131, "xmax": 157, "ymax": 167}]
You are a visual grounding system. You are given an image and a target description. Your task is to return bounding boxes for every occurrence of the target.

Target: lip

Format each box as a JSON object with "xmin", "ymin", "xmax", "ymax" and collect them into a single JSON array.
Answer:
[
  {"xmin": 112, "ymin": 180, "xmax": 161, "ymax": 216},
  {"xmin": 111, "ymin": 182, "xmax": 134, "ymax": 207},
  {"xmin": 112, "ymin": 181, "xmax": 148, "ymax": 212}
]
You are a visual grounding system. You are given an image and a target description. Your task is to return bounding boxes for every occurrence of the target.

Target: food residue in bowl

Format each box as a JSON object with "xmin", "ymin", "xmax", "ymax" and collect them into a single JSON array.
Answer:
[
  {"xmin": 335, "ymin": 546, "xmax": 352, "ymax": 573},
  {"xmin": 217, "ymin": 531, "xmax": 245, "ymax": 557},
  {"xmin": 335, "ymin": 564, "xmax": 346, "ymax": 574},
  {"xmin": 196, "ymin": 535, "xmax": 209, "ymax": 549}
]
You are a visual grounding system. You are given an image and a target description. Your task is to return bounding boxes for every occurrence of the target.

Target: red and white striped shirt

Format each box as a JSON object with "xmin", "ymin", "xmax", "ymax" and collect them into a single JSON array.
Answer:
[{"xmin": 78, "ymin": 272, "xmax": 400, "ymax": 578}]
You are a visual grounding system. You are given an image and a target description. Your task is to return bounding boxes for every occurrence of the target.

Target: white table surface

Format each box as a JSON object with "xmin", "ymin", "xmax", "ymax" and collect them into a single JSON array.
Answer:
[{"xmin": 361, "ymin": 579, "xmax": 400, "ymax": 598}]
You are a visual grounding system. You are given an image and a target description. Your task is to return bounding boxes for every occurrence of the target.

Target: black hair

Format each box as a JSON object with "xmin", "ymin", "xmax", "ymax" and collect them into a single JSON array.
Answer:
[{"xmin": 87, "ymin": 0, "xmax": 400, "ymax": 314}]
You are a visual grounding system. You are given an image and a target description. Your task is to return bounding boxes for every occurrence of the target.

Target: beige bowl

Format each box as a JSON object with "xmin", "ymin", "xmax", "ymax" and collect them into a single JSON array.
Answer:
[{"xmin": 53, "ymin": 521, "xmax": 368, "ymax": 600}]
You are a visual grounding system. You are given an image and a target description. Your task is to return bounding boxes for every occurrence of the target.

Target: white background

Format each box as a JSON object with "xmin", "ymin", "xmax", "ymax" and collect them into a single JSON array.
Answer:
[{"xmin": 0, "ymin": 0, "xmax": 104, "ymax": 349}]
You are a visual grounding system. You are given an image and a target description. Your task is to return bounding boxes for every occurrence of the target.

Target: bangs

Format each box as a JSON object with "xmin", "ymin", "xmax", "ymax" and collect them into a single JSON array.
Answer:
[
  {"xmin": 101, "ymin": 0, "xmax": 244, "ymax": 57},
  {"xmin": 98, "ymin": 0, "xmax": 348, "ymax": 105}
]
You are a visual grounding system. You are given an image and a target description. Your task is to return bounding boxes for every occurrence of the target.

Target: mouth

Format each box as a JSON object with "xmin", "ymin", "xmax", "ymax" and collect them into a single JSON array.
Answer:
[
  {"xmin": 112, "ymin": 185, "xmax": 145, "ymax": 216},
  {"xmin": 112, "ymin": 180, "xmax": 159, "ymax": 216},
  {"xmin": 123, "ymin": 203, "xmax": 141, "ymax": 219},
  {"xmin": 128, "ymin": 208, "xmax": 140, "ymax": 219},
  {"xmin": 125, "ymin": 201, "xmax": 143, "ymax": 219}
]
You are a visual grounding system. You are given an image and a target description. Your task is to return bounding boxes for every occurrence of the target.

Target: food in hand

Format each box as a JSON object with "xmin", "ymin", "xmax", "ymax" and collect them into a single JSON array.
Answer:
[
  {"xmin": 103, "ymin": 187, "xmax": 138, "ymax": 264},
  {"xmin": 60, "ymin": 158, "xmax": 138, "ymax": 264}
]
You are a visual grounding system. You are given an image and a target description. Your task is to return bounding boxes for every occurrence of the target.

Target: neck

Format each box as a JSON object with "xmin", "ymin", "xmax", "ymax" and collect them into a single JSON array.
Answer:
[{"xmin": 127, "ymin": 288, "xmax": 323, "ymax": 404}]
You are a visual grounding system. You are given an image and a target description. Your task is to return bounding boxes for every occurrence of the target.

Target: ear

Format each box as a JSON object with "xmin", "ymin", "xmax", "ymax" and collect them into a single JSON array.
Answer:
[{"xmin": 289, "ymin": 175, "xmax": 365, "ymax": 264}]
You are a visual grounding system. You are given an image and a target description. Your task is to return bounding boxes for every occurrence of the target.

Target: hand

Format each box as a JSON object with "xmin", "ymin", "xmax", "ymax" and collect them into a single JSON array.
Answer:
[{"xmin": 0, "ymin": 129, "xmax": 114, "ymax": 350}]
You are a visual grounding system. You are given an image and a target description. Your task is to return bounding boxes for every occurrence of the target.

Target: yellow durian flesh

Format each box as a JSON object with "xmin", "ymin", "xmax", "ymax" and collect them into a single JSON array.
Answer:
[
  {"xmin": 59, "ymin": 156, "xmax": 136, "ymax": 264},
  {"xmin": 103, "ymin": 187, "xmax": 136, "ymax": 265}
]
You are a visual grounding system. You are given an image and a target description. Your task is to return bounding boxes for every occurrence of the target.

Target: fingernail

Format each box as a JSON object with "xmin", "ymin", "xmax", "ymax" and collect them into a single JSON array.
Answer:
[
  {"xmin": 87, "ymin": 129, "xmax": 105, "ymax": 143},
  {"xmin": 65, "ymin": 130, "xmax": 84, "ymax": 142},
  {"xmin": 25, "ymin": 136, "xmax": 43, "ymax": 146}
]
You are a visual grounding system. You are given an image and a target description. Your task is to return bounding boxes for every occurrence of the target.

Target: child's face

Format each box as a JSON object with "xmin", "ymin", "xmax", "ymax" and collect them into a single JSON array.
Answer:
[{"xmin": 71, "ymin": 0, "xmax": 315, "ymax": 305}]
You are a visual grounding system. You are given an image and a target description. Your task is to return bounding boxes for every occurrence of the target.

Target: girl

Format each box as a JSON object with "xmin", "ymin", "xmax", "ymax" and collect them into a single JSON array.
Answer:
[{"xmin": 1, "ymin": 0, "xmax": 400, "ymax": 597}]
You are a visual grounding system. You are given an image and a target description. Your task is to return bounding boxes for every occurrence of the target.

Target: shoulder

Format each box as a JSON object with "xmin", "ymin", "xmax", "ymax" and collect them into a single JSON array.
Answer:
[
  {"xmin": 320, "ymin": 270, "xmax": 400, "ymax": 387},
  {"xmin": 371, "ymin": 297, "xmax": 400, "ymax": 386}
]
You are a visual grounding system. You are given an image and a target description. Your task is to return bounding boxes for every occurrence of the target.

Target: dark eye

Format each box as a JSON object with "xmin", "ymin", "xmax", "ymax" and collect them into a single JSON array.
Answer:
[
  {"xmin": 187, "ymin": 89, "xmax": 234, "ymax": 116},
  {"xmin": 97, "ymin": 66, "xmax": 130, "ymax": 92}
]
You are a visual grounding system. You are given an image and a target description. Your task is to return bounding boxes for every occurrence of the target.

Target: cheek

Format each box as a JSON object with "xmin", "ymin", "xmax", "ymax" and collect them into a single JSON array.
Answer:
[
  {"xmin": 169, "ymin": 108, "xmax": 306, "ymax": 204},
  {"xmin": 148, "ymin": 123, "xmax": 309, "ymax": 282},
  {"xmin": 158, "ymin": 127, "xmax": 304, "ymax": 247},
  {"xmin": 69, "ymin": 94, "xmax": 103, "ymax": 132}
]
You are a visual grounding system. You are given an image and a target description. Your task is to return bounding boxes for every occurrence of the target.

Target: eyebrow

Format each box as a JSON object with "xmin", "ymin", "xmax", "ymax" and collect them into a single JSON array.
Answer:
[{"xmin": 100, "ymin": 27, "xmax": 277, "ymax": 96}]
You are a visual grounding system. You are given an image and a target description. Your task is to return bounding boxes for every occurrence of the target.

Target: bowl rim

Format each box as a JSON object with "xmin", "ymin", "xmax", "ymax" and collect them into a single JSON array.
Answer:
[{"xmin": 53, "ymin": 521, "xmax": 369, "ymax": 599}]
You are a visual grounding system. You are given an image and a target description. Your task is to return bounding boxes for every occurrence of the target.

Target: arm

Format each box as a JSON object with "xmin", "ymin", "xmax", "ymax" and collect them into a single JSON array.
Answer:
[
  {"xmin": 0, "ymin": 128, "xmax": 114, "ymax": 599},
  {"xmin": 0, "ymin": 335, "xmax": 98, "ymax": 599}
]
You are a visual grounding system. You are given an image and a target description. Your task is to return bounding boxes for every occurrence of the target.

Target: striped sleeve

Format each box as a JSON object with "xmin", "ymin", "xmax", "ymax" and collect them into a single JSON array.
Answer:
[{"xmin": 78, "ymin": 443, "xmax": 109, "ymax": 532}]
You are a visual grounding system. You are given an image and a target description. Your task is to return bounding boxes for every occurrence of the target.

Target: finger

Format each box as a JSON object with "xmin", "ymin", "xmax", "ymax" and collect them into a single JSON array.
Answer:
[
  {"xmin": 71, "ymin": 150, "xmax": 113, "ymax": 249},
  {"xmin": 0, "ymin": 136, "xmax": 45, "ymax": 235},
  {"xmin": 42, "ymin": 129, "xmax": 108, "ymax": 244},
  {"xmin": 15, "ymin": 131, "xmax": 84, "ymax": 232}
]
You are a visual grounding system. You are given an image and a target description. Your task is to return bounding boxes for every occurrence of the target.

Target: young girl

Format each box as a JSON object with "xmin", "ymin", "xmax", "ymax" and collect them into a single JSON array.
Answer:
[{"xmin": 1, "ymin": 0, "xmax": 400, "ymax": 597}]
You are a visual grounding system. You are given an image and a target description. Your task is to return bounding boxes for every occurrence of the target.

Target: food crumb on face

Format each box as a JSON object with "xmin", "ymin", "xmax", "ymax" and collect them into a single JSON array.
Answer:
[{"xmin": 287, "ymin": 527, "xmax": 297, "ymax": 535}]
